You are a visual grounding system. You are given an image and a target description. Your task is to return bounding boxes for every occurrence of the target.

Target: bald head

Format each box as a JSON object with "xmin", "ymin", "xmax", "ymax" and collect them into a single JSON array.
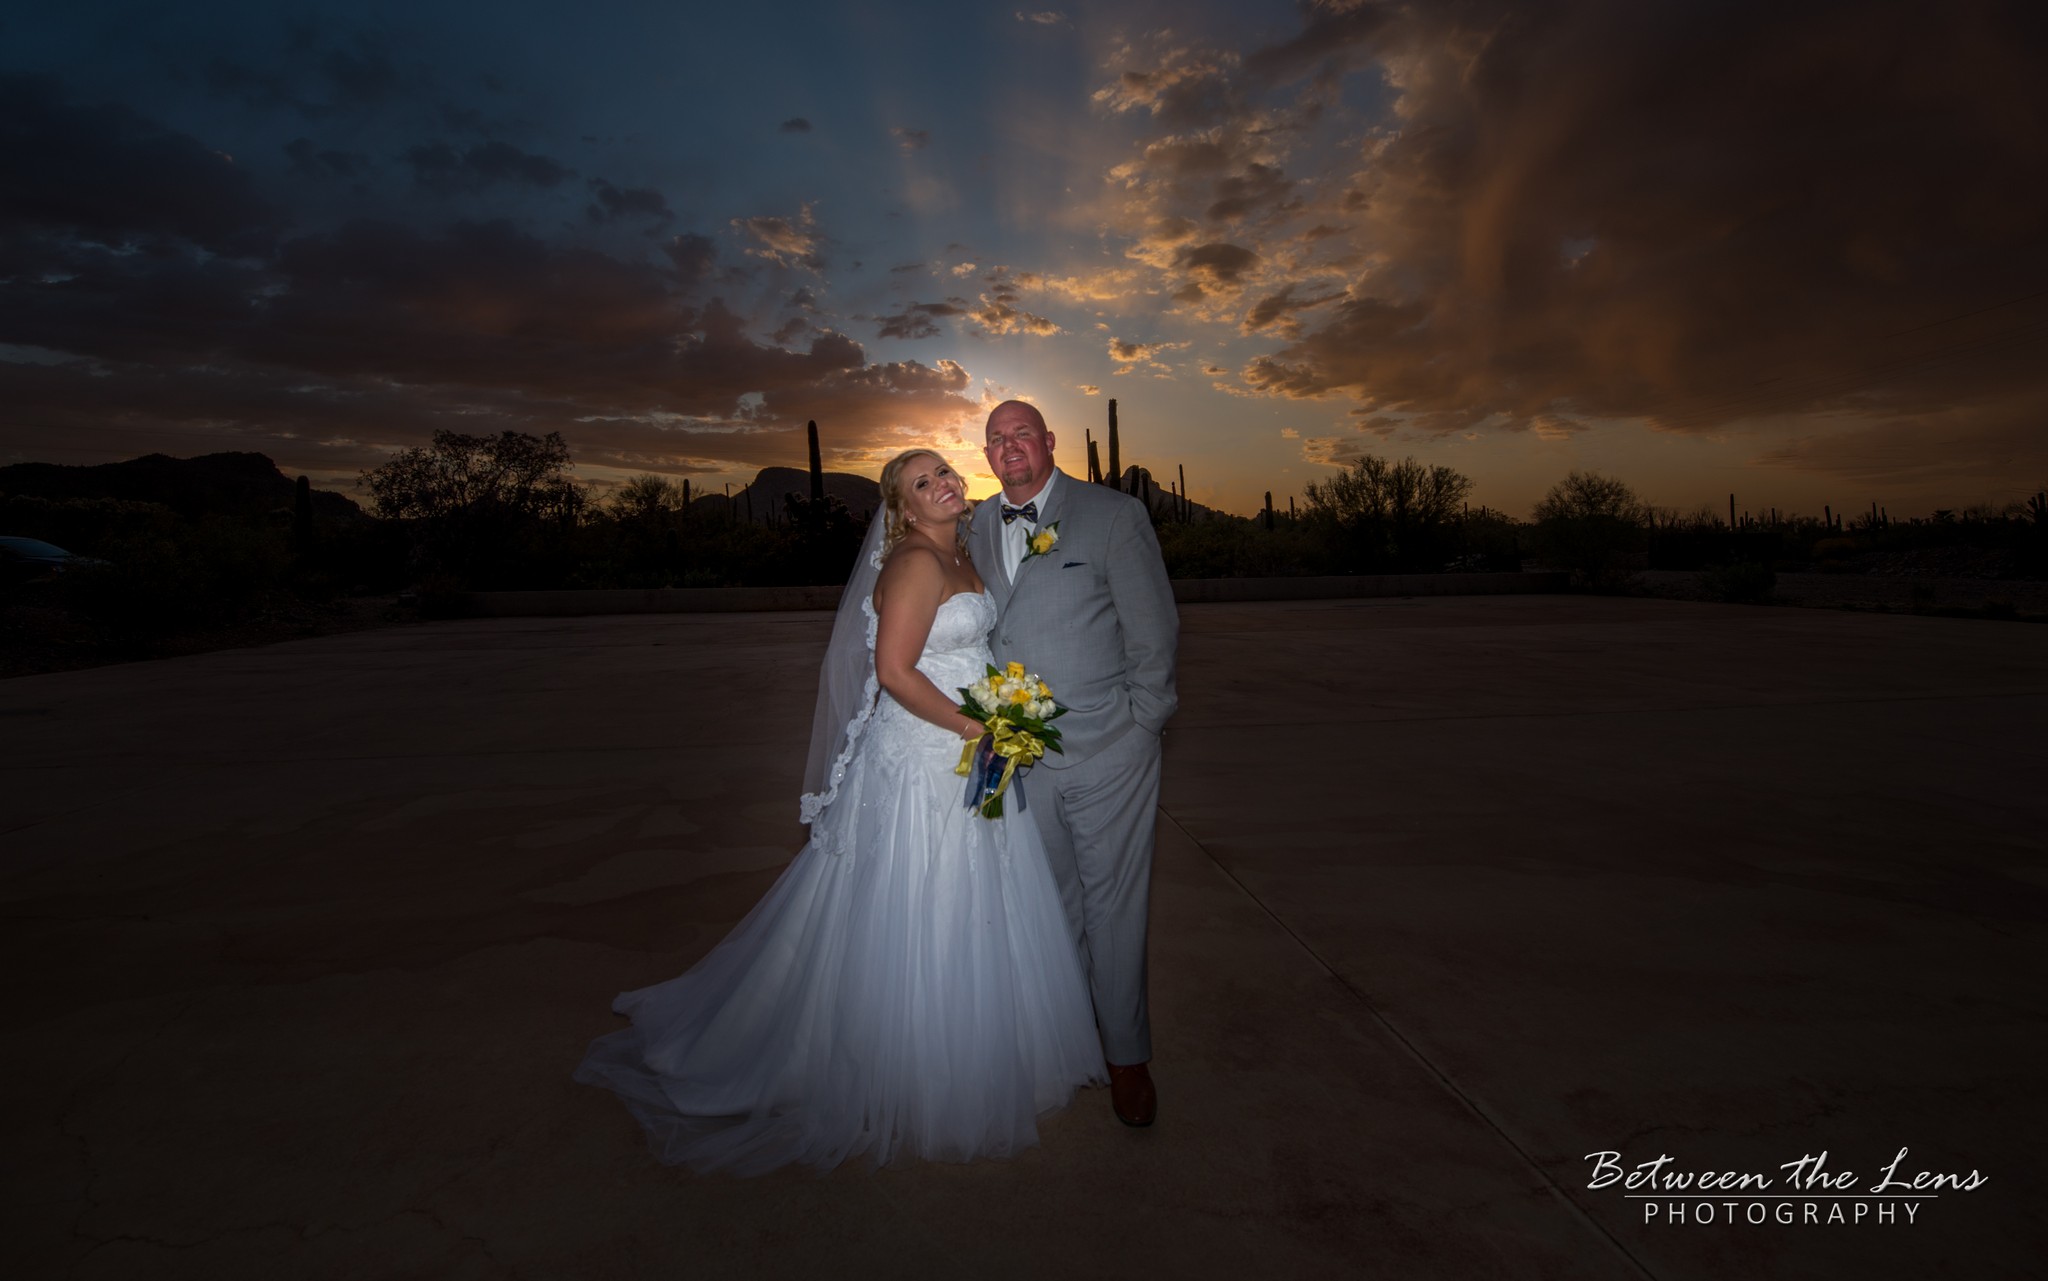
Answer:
[
  {"xmin": 983, "ymin": 399, "xmax": 1057, "ymax": 501},
  {"xmin": 985, "ymin": 399, "xmax": 1046, "ymax": 436}
]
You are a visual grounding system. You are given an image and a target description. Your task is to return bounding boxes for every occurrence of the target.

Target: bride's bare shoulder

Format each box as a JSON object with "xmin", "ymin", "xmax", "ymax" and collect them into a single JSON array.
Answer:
[
  {"xmin": 879, "ymin": 541, "xmax": 946, "ymax": 578},
  {"xmin": 874, "ymin": 542, "xmax": 945, "ymax": 608}
]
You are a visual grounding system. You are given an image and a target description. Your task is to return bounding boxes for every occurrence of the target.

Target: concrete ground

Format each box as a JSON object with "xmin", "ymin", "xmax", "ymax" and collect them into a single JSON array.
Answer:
[{"xmin": 2, "ymin": 595, "xmax": 2041, "ymax": 1280}]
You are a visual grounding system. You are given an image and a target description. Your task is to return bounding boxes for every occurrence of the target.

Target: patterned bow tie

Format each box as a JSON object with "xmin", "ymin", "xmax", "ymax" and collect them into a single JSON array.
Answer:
[{"xmin": 1001, "ymin": 501, "xmax": 1039, "ymax": 525}]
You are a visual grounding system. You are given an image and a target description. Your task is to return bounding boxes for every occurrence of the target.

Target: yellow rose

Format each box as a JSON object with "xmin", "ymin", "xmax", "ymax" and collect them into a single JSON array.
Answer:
[
  {"xmin": 1006, "ymin": 661, "xmax": 1025, "ymax": 681},
  {"xmin": 1030, "ymin": 530, "xmax": 1055, "ymax": 555},
  {"xmin": 1036, "ymin": 681, "xmax": 1051, "ymax": 698}
]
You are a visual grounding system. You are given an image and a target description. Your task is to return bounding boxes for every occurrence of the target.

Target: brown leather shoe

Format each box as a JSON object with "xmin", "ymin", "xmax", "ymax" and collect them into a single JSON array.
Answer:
[{"xmin": 1107, "ymin": 1061, "xmax": 1156, "ymax": 1127}]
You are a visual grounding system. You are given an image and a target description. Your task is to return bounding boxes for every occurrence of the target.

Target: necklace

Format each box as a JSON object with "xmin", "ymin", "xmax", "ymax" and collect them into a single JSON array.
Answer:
[{"xmin": 911, "ymin": 526, "xmax": 964, "ymax": 567}]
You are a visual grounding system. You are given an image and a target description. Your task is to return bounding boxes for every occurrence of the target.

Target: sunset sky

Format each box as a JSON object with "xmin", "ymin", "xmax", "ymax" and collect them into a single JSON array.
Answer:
[{"xmin": 4, "ymin": 0, "xmax": 2044, "ymax": 520}]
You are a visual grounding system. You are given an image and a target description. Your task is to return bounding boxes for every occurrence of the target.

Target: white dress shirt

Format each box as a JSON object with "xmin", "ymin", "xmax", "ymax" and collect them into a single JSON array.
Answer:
[{"xmin": 999, "ymin": 469, "xmax": 1059, "ymax": 583}]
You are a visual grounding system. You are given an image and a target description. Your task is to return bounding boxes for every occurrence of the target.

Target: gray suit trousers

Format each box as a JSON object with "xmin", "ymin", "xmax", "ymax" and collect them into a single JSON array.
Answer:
[{"xmin": 1024, "ymin": 722, "xmax": 1161, "ymax": 1065}]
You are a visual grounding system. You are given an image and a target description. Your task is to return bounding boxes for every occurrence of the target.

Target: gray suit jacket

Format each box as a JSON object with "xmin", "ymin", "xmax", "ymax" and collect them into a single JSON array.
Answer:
[{"xmin": 971, "ymin": 472, "xmax": 1179, "ymax": 768}]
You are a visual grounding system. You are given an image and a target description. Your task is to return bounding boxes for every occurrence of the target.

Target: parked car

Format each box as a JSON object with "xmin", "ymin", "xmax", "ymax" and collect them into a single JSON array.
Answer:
[{"xmin": 0, "ymin": 536, "xmax": 109, "ymax": 585}]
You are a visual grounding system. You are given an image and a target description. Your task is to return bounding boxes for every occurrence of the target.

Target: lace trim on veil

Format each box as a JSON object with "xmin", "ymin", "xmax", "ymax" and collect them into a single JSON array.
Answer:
[{"xmin": 796, "ymin": 595, "xmax": 880, "ymax": 836}]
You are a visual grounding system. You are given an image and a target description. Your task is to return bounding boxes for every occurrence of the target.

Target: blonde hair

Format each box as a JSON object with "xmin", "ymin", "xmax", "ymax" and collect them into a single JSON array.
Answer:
[{"xmin": 878, "ymin": 449, "xmax": 970, "ymax": 560}]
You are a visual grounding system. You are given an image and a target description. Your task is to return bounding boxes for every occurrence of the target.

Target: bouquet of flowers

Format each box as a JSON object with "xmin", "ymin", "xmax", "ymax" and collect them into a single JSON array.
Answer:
[{"xmin": 955, "ymin": 661, "xmax": 1066, "ymax": 818}]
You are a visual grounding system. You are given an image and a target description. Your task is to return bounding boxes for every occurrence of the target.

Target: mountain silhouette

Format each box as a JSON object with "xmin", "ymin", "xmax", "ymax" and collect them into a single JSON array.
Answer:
[
  {"xmin": 701, "ymin": 466, "xmax": 884, "ymax": 524},
  {"xmin": 0, "ymin": 453, "xmax": 365, "ymax": 522}
]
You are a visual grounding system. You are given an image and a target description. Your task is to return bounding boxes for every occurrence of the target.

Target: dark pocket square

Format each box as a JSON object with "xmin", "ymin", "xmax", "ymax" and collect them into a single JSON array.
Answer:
[{"xmin": 1062, "ymin": 560, "xmax": 1086, "ymax": 568}]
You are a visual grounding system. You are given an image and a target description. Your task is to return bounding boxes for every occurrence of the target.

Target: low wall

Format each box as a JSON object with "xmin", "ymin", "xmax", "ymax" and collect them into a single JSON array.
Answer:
[
  {"xmin": 1169, "ymin": 571, "xmax": 1566, "ymax": 604},
  {"xmin": 462, "ymin": 571, "xmax": 1569, "ymax": 618}
]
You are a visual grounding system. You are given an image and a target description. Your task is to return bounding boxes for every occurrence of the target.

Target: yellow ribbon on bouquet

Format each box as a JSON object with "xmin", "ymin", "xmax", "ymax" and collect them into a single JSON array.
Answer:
[{"xmin": 955, "ymin": 718, "xmax": 1050, "ymax": 815}]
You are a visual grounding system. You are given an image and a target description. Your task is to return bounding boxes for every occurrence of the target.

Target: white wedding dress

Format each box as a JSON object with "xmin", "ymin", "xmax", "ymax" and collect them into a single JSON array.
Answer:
[{"xmin": 575, "ymin": 589, "xmax": 1106, "ymax": 1174}]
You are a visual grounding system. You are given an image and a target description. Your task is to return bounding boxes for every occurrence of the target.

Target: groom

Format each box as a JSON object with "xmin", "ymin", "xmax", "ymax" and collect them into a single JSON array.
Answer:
[{"xmin": 972, "ymin": 399, "xmax": 1179, "ymax": 1127}]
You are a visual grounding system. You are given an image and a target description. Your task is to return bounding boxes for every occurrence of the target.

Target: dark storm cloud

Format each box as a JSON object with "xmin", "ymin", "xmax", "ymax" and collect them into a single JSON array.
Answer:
[
  {"xmin": 1241, "ymin": 0, "xmax": 1395, "ymax": 83},
  {"xmin": 2, "ymin": 217, "xmax": 698, "ymax": 394},
  {"xmin": 1240, "ymin": 283, "xmax": 1342, "ymax": 337},
  {"xmin": 0, "ymin": 356, "xmax": 460, "ymax": 472},
  {"xmin": 922, "ymin": 269, "xmax": 1063, "ymax": 338},
  {"xmin": 1236, "ymin": 0, "xmax": 2048, "ymax": 443},
  {"xmin": 876, "ymin": 301, "xmax": 967, "ymax": 340},
  {"xmin": 2, "ymin": 83, "xmax": 982, "ymax": 475},
  {"xmin": 4, "ymin": 211, "xmax": 979, "ymax": 467},
  {"xmin": 202, "ymin": 30, "xmax": 401, "ymax": 118},
  {"xmin": 284, "ymin": 137, "xmax": 370, "ymax": 180},
  {"xmin": 1091, "ymin": 0, "xmax": 2048, "ymax": 483},
  {"xmin": 756, "ymin": 357, "xmax": 975, "ymax": 439},
  {"xmin": 0, "ymin": 75, "xmax": 280, "ymax": 254},
  {"xmin": 404, "ymin": 140, "xmax": 573, "ymax": 193},
  {"xmin": 1206, "ymin": 162, "xmax": 1295, "ymax": 224},
  {"xmin": 586, "ymin": 179, "xmax": 674, "ymax": 226},
  {"xmin": 1173, "ymin": 242, "xmax": 1258, "ymax": 294},
  {"xmin": 1751, "ymin": 388, "xmax": 2048, "ymax": 487},
  {"xmin": 1095, "ymin": 50, "xmax": 1242, "ymax": 131},
  {"xmin": 664, "ymin": 233, "xmax": 718, "ymax": 285},
  {"xmin": 316, "ymin": 36, "xmax": 401, "ymax": 107},
  {"xmin": 251, "ymin": 219, "xmax": 694, "ymax": 395}
]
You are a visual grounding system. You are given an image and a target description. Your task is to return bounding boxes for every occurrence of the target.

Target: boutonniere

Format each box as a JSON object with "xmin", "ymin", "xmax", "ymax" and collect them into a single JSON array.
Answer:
[{"xmin": 1021, "ymin": 520, "xmax": 1061, "ymax": 565}]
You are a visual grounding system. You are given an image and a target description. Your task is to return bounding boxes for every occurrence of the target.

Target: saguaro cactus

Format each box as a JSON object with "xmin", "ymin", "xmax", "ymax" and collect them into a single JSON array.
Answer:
[
  {"xmin": 807, "ymin": 420, "xmax": 824, "ymax": 505},
  {"xmin": 293, "ymin": 474, "xmax": 315, "ymax": 553},
  {"xmin": 1107, "ymin": 399, "xmax": 1121, "ymax": 493}
]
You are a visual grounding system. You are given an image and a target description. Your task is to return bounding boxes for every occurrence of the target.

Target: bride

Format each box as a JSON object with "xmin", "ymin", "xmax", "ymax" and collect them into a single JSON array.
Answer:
[{"xmin": 575, "ymin": 448, "xmax": 1106, "ymax": 1174}]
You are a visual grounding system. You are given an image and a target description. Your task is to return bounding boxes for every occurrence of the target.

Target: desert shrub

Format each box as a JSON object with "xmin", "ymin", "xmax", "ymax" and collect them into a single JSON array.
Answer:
[
  {"xmin": 0, "ymin": 493, "xmax": 181, "ymax": 554},
  {"xmin": 59, "ymin": 516, "xmax": 293, "ymax": 636},
  {"xmin": 1449, "ymin": 508, "xmax": 1525, "ymax": 571},
  {"xmin": 1156, "ymin": 517, "xmax": 1334, "ymax": 578}
]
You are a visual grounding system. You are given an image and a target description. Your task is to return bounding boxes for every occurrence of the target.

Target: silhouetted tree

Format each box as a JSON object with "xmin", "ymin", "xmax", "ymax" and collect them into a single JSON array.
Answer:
[
  {"xmin": 361, "ymin": 430, "xmax": 586, "ymax": 522},
  {"xmin": 359, "ymin": 430, "xmax": 587, "ymax": 589},
  {"xmin": 1532, "ymin": 470, "xmax": 1650, "ymax": 587},
  {"xmin": 608, "ymin": 474, "xmax": 687, "ymax": 521},
  {"xmin": 1301, "ymin": 454, "xmax": 1473, "ymax": 571}
]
